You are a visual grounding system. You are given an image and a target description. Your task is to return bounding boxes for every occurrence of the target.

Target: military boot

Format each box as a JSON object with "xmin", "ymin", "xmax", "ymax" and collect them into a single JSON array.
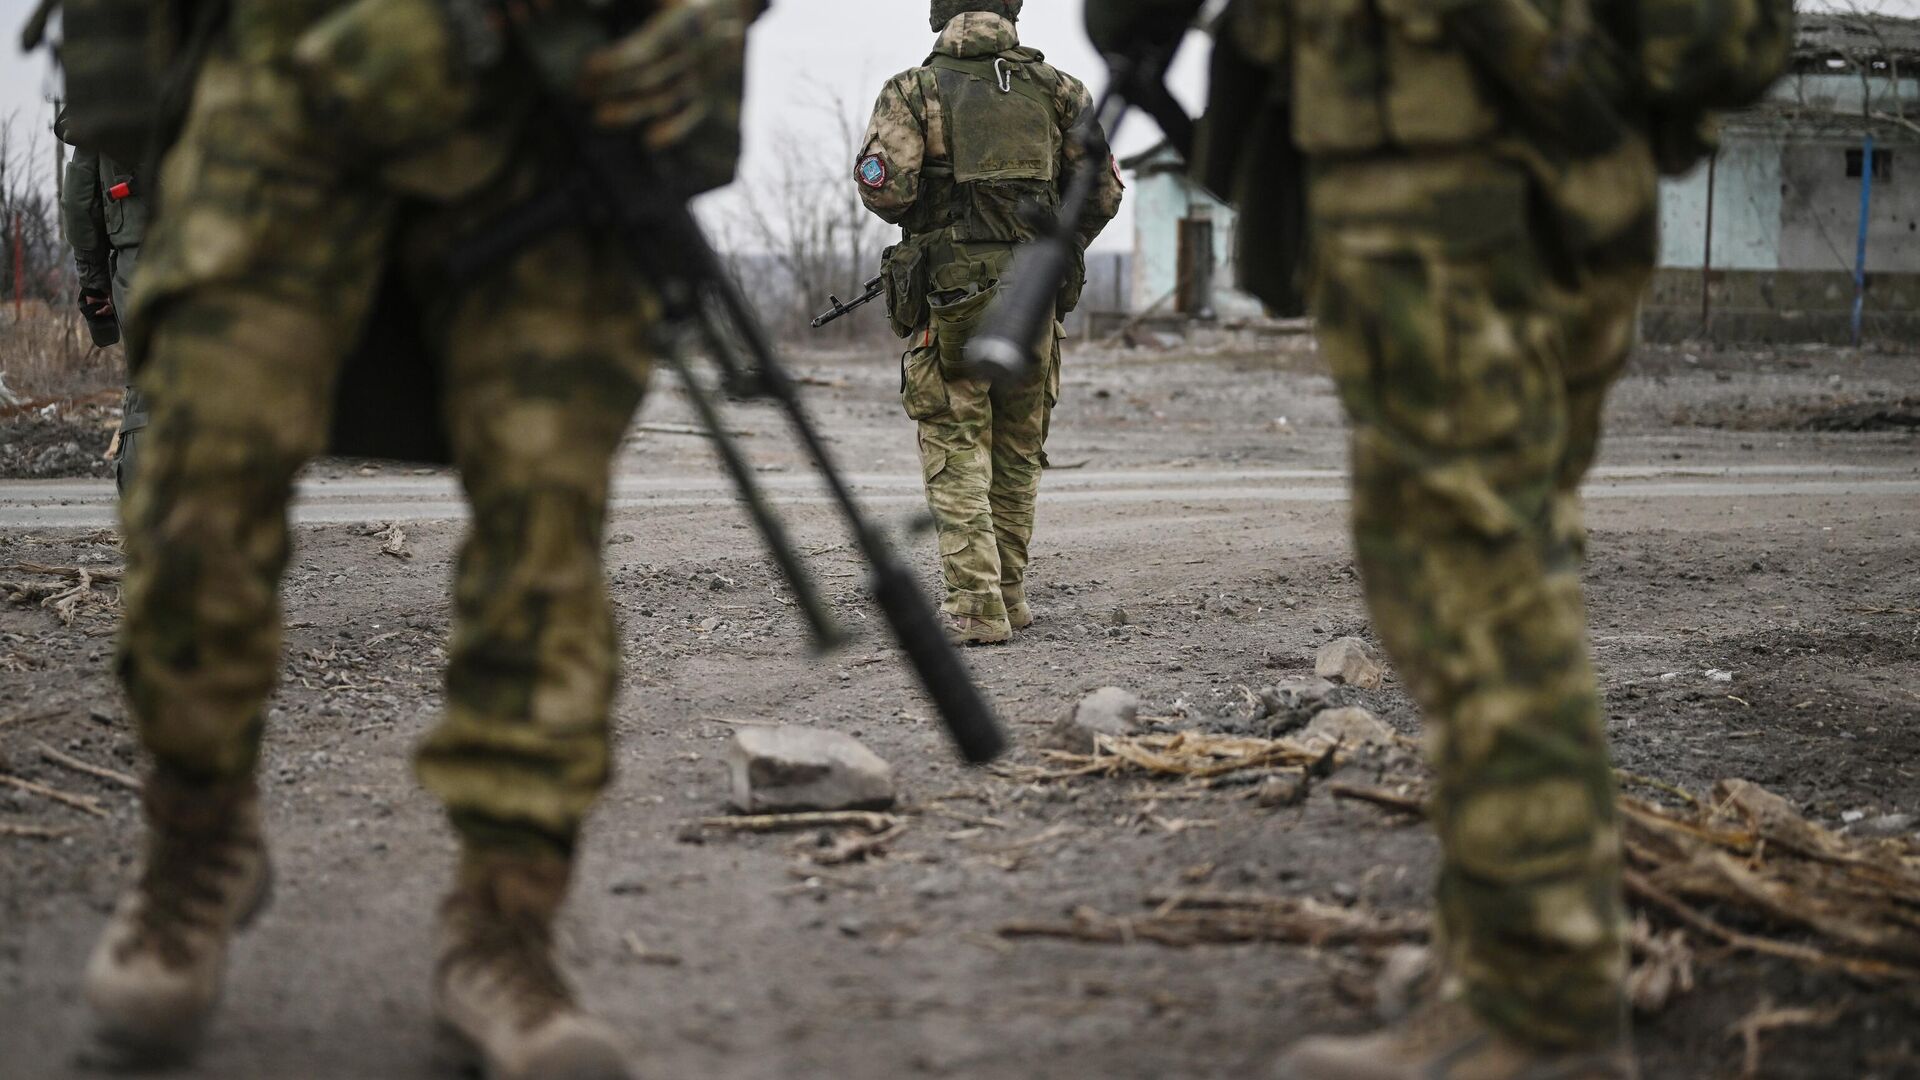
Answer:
[
  {"xmin": 1004, "ymin": 594, "xmax": 1034, "ymax": 630},
  {"xmin": 945, "ymin": 612, "xmax": 1012, "ymax": 645},
  {"xmin": 1274, "ymin": 1001, "xmax": 1636, "ymax": 1080},
  {"xmin": 85, "ymin": 772, "xmax": 272, "ymax": 1065},
  {"xmin": 433, "ymin": 852, "xmax": 634, "ymax": 1080}
]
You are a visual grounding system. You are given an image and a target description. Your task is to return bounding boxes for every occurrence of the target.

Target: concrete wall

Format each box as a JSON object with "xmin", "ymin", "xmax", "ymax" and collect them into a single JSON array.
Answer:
[
  {"xmin": 1778, "ymin": 138, "xmax": 1920, "ymax": 273},
  {"xmin": 1660, "ymin": 137, "xmax": 1785, "ymax": 270},
  {"xmin": 1643, "ymin": 268, "xmax": 1920, "ymax": 343},
  {"xmin": 1129, "ymin": 170, "xmax": 1265, "ymax": 320}
]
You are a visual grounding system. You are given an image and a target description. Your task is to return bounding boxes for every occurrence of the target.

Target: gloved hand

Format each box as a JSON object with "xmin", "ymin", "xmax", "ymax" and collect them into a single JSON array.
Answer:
[
  {"xmin": 1084, "ymin": 0, "xmax": 1206, "ymax": 59},
  {"xmin": 579, "ymin": 0, "xmax": 767, "ymax": 149}
]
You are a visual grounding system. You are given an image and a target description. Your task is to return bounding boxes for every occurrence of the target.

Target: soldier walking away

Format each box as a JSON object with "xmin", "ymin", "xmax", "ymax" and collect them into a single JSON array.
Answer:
[
  {"xmin": 41, "ymin": 0, "xmax": 766, "ymax": 1076},
  {"xmin": 855, "ymin": 0, "xmax": 1124, "ymax": 646},
  {"xmin": 1080, "ymin": 0, "xmax": 1790, "ymax": 1077},
  {"xmin": 55, "ymin": 110, "xmax": 148, "ymax": 494}
]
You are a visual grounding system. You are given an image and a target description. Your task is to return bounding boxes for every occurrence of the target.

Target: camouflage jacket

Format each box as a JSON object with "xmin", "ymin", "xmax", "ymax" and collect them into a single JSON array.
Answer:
[{"xmin": 856, "ymin": 12, "xmax": 1123, "ymax": 251}]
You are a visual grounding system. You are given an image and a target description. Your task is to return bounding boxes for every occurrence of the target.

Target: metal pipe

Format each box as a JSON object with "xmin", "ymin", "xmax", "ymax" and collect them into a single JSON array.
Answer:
[
  {"xmin": 1852, "ymin": 134, "xmax": 1875, "ymax": 347},
  {"xmin": 1701, "ymin": 151, "xmax": 1717, "ymax": 337}
]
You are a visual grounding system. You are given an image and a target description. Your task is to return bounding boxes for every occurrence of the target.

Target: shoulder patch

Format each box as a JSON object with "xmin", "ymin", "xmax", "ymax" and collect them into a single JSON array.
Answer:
[{"xmin": 857, "ymin": 154, "xmax": 889, "ymax": 189}]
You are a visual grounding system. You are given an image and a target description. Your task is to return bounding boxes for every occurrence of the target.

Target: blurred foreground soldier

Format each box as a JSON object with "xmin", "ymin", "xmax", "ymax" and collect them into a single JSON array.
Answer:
[
  {"xmin": 55, "ymin": 111, "xmax": 149, "ymax": 493},
  {"xmin": 58, "ymin": 0, "xmax": 763, "ymax": 1076},
  {"xmin": 1082, "ymin": 0, "xmax": 1789, "ymax": 1077},
  {"xmin": 856, "ymin": 0, "xmax": 1123, "ymax": 645}
]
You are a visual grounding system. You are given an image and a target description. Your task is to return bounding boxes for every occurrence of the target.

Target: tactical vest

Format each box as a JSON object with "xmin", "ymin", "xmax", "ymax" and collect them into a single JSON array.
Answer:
[{"xmin": 904, "ymin": 50, "xmax": 1067, "ymax": 250}]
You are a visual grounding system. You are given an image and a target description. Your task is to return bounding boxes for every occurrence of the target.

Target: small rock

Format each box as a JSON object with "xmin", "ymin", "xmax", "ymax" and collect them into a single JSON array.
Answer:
[
  {"xmin": 609, "ymin": 878, "xmax": 649, "ymax": 896},
  {"xmin": 1046, "ymin": 686, "xmax": 1141, "ymax": 754},
  {"xmin": 1315, "ymin": 638, "xmax": 1384, "ymax": 689},
  {"xmin": 1255, "ymin": 772, "xmax": 1309, "ymax": 808},
  {"xmin": 1304, "ymin": 707, "xmax": 1395, "ymax": 749},
  {"xmin": 1373, "ymin": 946, "xmax": 1435, "ymax": 1021},
  {"xmin": 1853, "ymin": 812, "xmax": 1917, "ymax": 838},
  {"xmin": 727, "ymin": 726, "xmax": 896, "ymax": 813},
  {"xmin": 1109, "ymin": 607, "xmax": 1131, "ymax": 627},
  {"xmin": 1257, "ymin": 678, "xmax": 1337, "ymax": 733},
  {"xmin": 1840, "ymin": 809, "xmax": 1867, "ymax": 824},
  {"xmin": 1704, "ymin": 669, "xmax": 1734, "ymax": 683}
]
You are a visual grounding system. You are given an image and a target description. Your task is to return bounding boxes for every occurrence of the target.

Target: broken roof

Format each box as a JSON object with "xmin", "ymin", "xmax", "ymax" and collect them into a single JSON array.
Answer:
[{"xmin": 1793, "ymin": 12, "xmax": 1920, "ymax": 67}]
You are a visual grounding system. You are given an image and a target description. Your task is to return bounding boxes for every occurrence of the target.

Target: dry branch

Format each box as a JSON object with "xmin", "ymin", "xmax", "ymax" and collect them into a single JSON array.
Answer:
[
  {"xmin": 683, "ymin": 811, "xmax": 898, "ymax": 836},
  {"xmin": 0, "ymin": 773, "xmax": 108, "ymax": 817},
  {"xmin": 36, "ymin": 743, "xmax": 140, "ymax": 792},
  {"xmin": 1001, "ymin": 892, "xmax": 1428, "ymax": 950},
  {"xmin": 0, "ymin": 821, "xmax": 73, "ymax": 840},
  {"xmin": 1327, "ymin": 783, "xmax": 1427, "ymax": 816}
]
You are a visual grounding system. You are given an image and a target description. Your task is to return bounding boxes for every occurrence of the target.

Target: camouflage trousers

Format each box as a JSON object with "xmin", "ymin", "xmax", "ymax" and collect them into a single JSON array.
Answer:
[
  {"xmin": 901, "ymin": 325, "xmax": 1060, "ymax": 621},
  {"xmin": 1309, "ymin": 153, "xmax": 1653, "ymax": 1047},
  {"xmin": 118, "ymin": 48, "xmax": 656, "ymax": 857}
]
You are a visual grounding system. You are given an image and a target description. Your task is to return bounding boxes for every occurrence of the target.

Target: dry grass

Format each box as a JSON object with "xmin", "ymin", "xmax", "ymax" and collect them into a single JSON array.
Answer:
[{"xmin": 0, "ymin": 302, "xmax": 120, "ymax": 403}]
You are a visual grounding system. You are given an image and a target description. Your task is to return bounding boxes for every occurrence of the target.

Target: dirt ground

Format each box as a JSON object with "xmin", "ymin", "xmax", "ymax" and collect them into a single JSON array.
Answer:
[{"xmin": 2, "ymin": 336, "xmax": 1918, "ymax": 1079}]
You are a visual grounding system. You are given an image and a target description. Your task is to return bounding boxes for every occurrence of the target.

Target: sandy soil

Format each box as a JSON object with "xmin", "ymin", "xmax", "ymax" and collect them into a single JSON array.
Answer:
[{"xmin": 2, "ymin": 337, "xmax": 1918, "ymax": 1079}]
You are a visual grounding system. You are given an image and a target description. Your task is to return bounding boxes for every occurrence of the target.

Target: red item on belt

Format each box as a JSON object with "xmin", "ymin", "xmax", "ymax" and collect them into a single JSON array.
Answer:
[{"xmin": 108, "ymin": 180, "xmax": 134, "ymax": 201}]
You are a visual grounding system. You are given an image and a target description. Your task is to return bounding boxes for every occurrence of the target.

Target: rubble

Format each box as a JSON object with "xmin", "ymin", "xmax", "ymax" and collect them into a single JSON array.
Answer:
[
  {"xmin": 1303, "ymin": 706, "xmax": 1396, "ymax": 749},
  {"xmin": 1256, "ymin": 677, "xmax": 1337, "ymax": 733},
  {"xmin": 1046, "ymin": 686, "xmax": 1141, "ymax": 754},
  {"xmin": 726, "ymin": 727, "xmax": 896, "ymax": 813},
  {"xmin": 1315, "ymin": 637, "xmax": 1384, "ymax": 688}
]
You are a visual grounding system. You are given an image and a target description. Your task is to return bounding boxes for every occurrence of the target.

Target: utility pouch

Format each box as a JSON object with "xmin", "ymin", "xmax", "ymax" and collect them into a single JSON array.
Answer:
[
  {"xmin": 928, "ymin": 279, "xmax": 1001, "ymax": 379},
  {"xmin": 882, "ymin": 237, "xmax": 931, "ymax": 339}
]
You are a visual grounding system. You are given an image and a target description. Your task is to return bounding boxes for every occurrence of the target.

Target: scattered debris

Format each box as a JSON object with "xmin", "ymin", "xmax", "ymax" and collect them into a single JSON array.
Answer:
[
  {"xmin": 1326, "ymin": 782, "xmax": 1426, "ymax": 817},
  {"xmin": 0, "ymin": 821, "xmax": 74, "ymax": 840},
  {"xmin": 621, "ymin": 930, "xmax": 684, "ymax": 967},
  {"xmin": 1008, "ymin": 730, "xmax": 1335, "ymax": 785},
  {"xmin": 1727, "ymin": 1000, "xmax": 1850, "ymax": 1080},
  {"xmin": 1852, "ymin": 812, "xmax": 1917, "ymax": 839},
  {"xmin": 1627, "ymin": 916, "xmax": 1697, "ymax": 1014},
  {"xmin": 1315, "ymin": 637, "xmax": 1384, "ymax": 689},
  {"xmin": 1372, "ymin": 945, "xmax": 1435, "ymax": 1021},
  {"xmin": 810, "ymin": 821, "xmax": 910, "ymax": 866},
  {"xmin": 1046, "ymin": 686, "xmax": 1141, "ymax": 754},
  {"xmin": 727, "ymin": 726, "xmax": 896, "ymax": 813},
  {"xmin": 1254, "ymin": 771, "xmax": 1310, "ymax": 808},
  {"xmin": 374, "ymin": 523, "xmax": 411, "ymax": 560},
  {"xmin": 679, "ymin": 810, "xmax": 899, "ymax": 842},
  {"xmin": 0, "ymin": 563, "xmax": 122, "ymax": 625},
  {"xmin": 999, "ymin": 891, "xmax": 1428, "ymax": 949}
]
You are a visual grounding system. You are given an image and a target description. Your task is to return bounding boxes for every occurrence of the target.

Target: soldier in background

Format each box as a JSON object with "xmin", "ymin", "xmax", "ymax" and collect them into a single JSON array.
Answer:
[
  {"xmin": 856, "ymin": 0, "xmax": 1123, "ymax": 646},
  {"xmin": 77, "ymin": 1, "xmax": 763, "ymax": 1077},
  {"xmin": 56, "ymin": 112, "xmax": 148, "ymax": 493},
  {"xmin": 1082, "ymin": 0, "xmax": 1784, "ymax": 1075}
]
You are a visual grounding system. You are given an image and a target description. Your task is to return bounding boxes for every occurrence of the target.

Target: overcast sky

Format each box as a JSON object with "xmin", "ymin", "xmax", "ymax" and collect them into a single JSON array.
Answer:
[{"xmin": 3, "ymin": 0, "xmax": 1914, "ymax": 254}]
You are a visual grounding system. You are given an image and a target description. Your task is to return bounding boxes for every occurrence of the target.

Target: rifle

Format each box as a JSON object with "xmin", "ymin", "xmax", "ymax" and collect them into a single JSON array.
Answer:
[
  {"xmin": 450, "ymin": 2, "xmax": 1006, "ymax": 764},
  {"xmin": 811, "ymin": 275, "xmax": 884, "ymax": 329},
  {"xmin": 965, "ymin": 50, "xmax": 1193, "ymax": 384}
]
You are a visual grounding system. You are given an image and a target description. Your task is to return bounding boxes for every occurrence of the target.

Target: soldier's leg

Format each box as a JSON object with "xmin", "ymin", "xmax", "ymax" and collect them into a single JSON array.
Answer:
[
  {"xmin": 1311, "ymin": 220, "xmax": 1625, "ymax": 1048},
  {"xmin": 110, "ymin": 245, "xmax": 145, "ymax": 496},
  {"xmin": 414, "ymin": 228, "xmax": 653, "ymax": 858},
  {"xmin": 906, "ymin": 342, "xmax": 1010, "ymax": 635},
  {"xmin": 412, "ymin": 225, "xmax": 652, "ymax": 1080},
  {"xmin": 986, "ymin": 323, "xmax": 1058, "ymax": 629},
  {"xmin": 100, "ymin": 47, "xmax": 391, "ymax": 1062}
]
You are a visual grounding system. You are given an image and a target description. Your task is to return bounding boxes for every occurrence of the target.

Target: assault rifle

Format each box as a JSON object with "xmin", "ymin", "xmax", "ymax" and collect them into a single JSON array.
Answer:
[
  {"xmin": 450, "ymin": 2, "xmax": 1005, "ymax": 764},
  {"xmin": 811, "ymin": 275, "xmax": 884, "ymax": 329}
]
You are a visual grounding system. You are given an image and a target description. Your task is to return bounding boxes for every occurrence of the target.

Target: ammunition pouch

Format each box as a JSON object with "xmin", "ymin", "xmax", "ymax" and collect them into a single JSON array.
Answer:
[
  {"xmin": 882, "ymin": 236, "xmax": 932, "ymax": 339},
  {"xmin": 928, "ymin": 278, "xmax": 1001, "ymax": 379}
]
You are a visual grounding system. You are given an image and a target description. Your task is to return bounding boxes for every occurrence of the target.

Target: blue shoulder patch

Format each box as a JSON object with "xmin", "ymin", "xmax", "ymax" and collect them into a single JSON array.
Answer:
[{"xmin": 857, "ymin": 154, "xmax": 888, "ymax": 189}]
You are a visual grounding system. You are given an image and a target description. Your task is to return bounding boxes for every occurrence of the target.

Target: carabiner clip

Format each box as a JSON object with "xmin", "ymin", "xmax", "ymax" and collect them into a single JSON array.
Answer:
[{"xmin": 994, "ymin": 57, "xmax": 1013, "ymax": 93}]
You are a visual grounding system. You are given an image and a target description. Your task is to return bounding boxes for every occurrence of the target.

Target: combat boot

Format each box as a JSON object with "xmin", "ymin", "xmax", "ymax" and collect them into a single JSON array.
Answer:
[
  {"xmin": 945, "ymin": 612, "xmax": 1012, "ymax": 646},
  {"xmin": 85, "ymin": 772, "xmax": 272, "ymax": 1065},
  {"xmin": 1274, "ymin": 1000, "xmax": 1637, "ymax": 1080},
  {"xmin": 1004, "ymin": 598, "xmax": 1034, "ymax": 630},
  {"xmin": 433, "ymin": 852, "xmax": 634, "ymax": 1080}
]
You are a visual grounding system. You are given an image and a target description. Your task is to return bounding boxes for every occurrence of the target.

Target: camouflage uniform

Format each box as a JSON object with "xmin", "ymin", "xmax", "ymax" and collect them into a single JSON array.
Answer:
[
  {"xmin": 1177, "ymin": 0, "xmax": 1664, "ymax": 1054},
  {"xmin": 119, "ymin": 0, "xmax": 658, "ymax": 858},
  {"xmin": 59, "ymin": 137, "xmax": 150, "ymax": 492},
  {"xmin": 857, "ymin": 5, "xmax": 1123, "ymax": 633}
]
